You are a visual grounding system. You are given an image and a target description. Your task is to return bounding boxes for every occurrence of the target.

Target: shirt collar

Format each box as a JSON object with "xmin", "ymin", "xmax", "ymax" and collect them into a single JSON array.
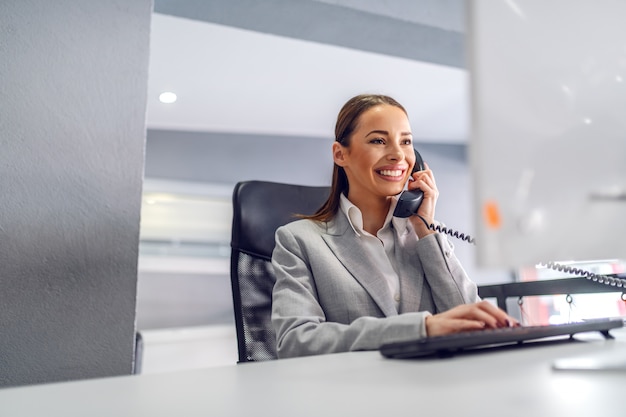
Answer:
[{"xmin": 339, "ymin": 194, "xmax": 407, "ymax": 237}]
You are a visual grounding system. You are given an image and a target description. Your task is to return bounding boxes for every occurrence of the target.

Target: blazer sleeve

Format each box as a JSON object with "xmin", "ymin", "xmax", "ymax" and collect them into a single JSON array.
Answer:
[{"xmin": 271, "ymin": 224, "xmax": 430, "ymax": 359}]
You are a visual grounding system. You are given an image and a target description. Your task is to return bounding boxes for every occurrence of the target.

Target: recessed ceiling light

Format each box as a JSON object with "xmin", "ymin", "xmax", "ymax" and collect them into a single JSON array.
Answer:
[{"xmin": 159, "ymin": 92, "xmax": 177, "ymax": 104}]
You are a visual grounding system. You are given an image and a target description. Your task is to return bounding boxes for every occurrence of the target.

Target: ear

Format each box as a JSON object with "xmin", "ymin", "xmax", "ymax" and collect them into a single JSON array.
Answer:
[{"xmin": 332, "ymin": 142, "xmax": 348, "ymax": 167}]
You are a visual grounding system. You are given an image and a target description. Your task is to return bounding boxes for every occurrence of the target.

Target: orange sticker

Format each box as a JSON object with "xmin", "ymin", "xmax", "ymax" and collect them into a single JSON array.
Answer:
[{"xmin": 483, "ymin": 200, "xmax": 502, "ymax": 229}]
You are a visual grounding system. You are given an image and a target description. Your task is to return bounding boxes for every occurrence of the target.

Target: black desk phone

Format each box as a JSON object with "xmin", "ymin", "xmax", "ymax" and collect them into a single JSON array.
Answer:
[{"xmin": 393, "ymin": 148, "xmax": 425, "ymax": 218}]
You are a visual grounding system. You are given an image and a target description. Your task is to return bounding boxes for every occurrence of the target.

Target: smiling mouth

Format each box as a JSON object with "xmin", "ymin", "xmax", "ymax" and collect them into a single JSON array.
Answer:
[{"xmin": 377, "ymin": 169, "xmax": 404, "ymax": 179}]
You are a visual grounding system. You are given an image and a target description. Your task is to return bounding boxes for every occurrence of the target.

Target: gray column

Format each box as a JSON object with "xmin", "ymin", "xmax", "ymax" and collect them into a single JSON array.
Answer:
[{"xmin": 0, "ymin": 0, "xmax": 152, "ymax": 387}]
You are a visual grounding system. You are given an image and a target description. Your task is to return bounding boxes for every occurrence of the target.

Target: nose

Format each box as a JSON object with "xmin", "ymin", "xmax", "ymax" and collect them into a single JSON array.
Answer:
[{"xmin": 387, "ymin": 142, "xmax": 404, "ymax": 161}]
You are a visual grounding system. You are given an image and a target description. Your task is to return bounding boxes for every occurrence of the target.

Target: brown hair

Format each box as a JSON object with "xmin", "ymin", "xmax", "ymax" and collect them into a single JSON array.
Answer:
[{"xmin": 304, "ymin": 94, "xmax": 407, "ymax": 222}]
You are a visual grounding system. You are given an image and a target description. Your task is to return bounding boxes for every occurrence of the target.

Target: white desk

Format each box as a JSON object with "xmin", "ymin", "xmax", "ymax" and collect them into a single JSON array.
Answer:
[{"xmin": 1, "ymin": 328, "xmax": 625, "ymax": 417}]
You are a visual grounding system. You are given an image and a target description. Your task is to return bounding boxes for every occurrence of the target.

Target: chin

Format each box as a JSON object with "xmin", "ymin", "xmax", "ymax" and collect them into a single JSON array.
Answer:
[
  {"xmin": 374, "ymin": 178, "xmax": 407, "ymax": 197},
  {"xmin": 382, "ymin": 187, "xmax": 405, "ymax": 197}
]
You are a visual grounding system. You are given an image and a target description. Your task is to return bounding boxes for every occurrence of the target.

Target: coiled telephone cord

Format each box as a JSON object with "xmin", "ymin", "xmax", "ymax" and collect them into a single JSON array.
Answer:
[
  {"xmin": 416, "ymin": 215, "xmax": 476, "ymax": 245},
  {"xmin": 540, "ymin": 261, "xmax": 626, "ymax": 288},
  {"xmin": 415, "ymin": 215, "xmax": 626, "ymax": 290}
]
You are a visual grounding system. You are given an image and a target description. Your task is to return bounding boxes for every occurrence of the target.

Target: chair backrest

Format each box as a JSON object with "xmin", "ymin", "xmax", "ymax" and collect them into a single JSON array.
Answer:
[{"xmin": 230, "ymin": 180, "xmax": 330, "ymax": 362}]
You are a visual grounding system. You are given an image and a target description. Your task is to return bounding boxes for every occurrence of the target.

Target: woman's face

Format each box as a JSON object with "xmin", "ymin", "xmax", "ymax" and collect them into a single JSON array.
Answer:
[{"xmin": 334, "ymin": 104, "xmax": 415, "ymax": 204}]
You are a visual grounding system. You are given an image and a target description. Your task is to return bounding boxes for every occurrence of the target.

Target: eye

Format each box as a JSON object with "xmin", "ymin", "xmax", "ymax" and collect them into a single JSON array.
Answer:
[
  {"xmin": 369, "ymin": 138, "xmax": 385, "ymax": 144},
  {"xmin": 401, "ymin": 138, "xmax": 413, "ymax": 145}
]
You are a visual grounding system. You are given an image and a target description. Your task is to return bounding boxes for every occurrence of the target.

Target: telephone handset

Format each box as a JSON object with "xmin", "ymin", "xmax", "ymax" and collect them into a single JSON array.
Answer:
[
  {"xmin": 393, "ymin": 148, "xmax": 425, "ymax": 218},
  {"xmin": 393, "ymin": 148, "xmax": 475, "ymax": 244}
]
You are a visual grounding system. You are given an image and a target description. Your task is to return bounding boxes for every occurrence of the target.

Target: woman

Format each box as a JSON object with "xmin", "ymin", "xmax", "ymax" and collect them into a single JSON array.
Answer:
[{"xmin": 271, "ymin": 94, "xmax": 517, "ymax": 358}]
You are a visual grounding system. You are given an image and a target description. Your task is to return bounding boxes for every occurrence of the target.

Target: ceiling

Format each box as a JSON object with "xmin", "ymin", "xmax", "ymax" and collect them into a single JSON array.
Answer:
[{"xmin": 145, "ymin": 1, "xmax": 469, "ymax": 144}]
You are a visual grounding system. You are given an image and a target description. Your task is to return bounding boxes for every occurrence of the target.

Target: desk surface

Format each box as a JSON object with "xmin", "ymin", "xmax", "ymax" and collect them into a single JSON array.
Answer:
[{"xmin": 2, "ymin": 327, "xmax": 625, "ymax": 417}]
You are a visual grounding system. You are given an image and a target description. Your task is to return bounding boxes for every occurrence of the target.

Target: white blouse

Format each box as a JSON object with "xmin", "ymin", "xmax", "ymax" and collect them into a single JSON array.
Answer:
[{"xmin": 339, "ymin": 194, "xmax": 410, "ymax": 312}]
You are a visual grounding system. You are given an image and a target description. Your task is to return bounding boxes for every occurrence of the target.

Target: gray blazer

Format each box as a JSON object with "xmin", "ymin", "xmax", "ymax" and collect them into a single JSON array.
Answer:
[{"xmin": 271, "ymin": 210, "xmax": 480, "ymax": 358}]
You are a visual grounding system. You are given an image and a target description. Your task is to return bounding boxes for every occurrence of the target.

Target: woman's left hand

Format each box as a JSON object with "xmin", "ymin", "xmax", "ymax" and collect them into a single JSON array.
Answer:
[{"xmin": 407, "ymin": 162, "xmax": 439, "ymax": 238}]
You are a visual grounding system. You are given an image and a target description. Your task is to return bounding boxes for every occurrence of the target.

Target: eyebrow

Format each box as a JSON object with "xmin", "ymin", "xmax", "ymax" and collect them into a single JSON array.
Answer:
[{"xmin": 366, "ymin": 130, "xmax": 413, "ymax": 136}]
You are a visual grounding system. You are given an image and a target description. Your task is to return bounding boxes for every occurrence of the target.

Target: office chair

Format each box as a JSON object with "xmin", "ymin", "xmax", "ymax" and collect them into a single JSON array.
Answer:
[{"xmin": 230, "ymin": 180, "xmax": 330, "ymax": 362}]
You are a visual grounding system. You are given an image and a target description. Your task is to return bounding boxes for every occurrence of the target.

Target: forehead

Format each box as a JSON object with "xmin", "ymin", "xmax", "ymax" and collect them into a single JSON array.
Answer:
[{"xmin": 356, "ymin": 104, "xmax": 410, "ymax": 130}]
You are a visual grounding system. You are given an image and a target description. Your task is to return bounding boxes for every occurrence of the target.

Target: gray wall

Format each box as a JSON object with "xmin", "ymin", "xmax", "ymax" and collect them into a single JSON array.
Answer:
[
  {"xmin": 0, "ymin": 0, "xmax": 152, "ymax": 387},
  {"xmin": 145, "ymin": 129, "xmax": 334, "ymax": 187}
]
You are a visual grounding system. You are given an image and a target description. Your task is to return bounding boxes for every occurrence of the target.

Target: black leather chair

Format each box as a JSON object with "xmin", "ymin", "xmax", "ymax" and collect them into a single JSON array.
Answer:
[{"xmin": 230, "ymin": 180, "xmax": 330, "ymax": 362}]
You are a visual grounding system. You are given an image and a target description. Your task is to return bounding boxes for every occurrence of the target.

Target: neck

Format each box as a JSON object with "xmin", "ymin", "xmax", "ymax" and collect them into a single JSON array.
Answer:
[{"xmin": 348, "ymin": 193, "xmax": 391, "ymax": 235}]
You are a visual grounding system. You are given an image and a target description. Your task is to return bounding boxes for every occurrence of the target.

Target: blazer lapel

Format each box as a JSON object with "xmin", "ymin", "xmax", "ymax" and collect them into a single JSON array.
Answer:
[{"xmin": 321, "ymin": 213, "xmax": 397, "ymax": 317}]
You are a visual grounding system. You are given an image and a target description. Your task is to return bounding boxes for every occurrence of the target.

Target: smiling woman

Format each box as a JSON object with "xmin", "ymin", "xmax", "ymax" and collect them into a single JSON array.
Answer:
[
  {"xmin": 140, "ymin": 5, "xmax": 498, "ymax": 365},
  {"xmin": 270, "ymin": 94, "xmax": 518, "ymax": 359}
]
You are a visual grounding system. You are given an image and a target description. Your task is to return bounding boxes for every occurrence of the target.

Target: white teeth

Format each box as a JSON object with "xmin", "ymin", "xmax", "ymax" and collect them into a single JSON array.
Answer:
[{"xmin": 379, "ymin": 170, "xmax": 402, "ymax": 177}]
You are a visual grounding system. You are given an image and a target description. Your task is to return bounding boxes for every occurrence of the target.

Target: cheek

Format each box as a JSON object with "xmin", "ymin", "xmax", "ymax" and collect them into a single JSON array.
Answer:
[
  {"xmin": 359, "ymin": 160, "xmax": 378, "ymax": 179},
  {"xmin": 357, "ymin": 158, "xmax": 372, "ymax": 171},
  {"xmin": 348, "ymin": 151, "xmax": 371, "ymax": 171}
]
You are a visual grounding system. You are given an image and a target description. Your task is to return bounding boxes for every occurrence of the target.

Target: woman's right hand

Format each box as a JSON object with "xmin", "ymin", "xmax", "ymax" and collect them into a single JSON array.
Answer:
[{"xmin": 425, "ymin": 300, "xmax": 520, "ymax": 337}]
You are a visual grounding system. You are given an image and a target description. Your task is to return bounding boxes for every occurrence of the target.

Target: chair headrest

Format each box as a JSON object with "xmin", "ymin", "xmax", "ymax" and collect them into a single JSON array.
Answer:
[{"xmin": 231, "ymin": 181, "xmax": 330, "ymax": 260}]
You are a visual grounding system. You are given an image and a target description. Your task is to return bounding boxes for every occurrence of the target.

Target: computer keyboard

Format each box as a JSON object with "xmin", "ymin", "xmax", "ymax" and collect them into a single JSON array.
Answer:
[{"xmin": 380, "ymin": 318, "xmax": 624, "ymax": 359}]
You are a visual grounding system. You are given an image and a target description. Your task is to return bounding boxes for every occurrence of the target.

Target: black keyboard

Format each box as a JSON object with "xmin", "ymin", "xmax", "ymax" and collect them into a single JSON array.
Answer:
[{"xmin": 380, "ymin": 318, "xmax": 624, "ymax": 359}]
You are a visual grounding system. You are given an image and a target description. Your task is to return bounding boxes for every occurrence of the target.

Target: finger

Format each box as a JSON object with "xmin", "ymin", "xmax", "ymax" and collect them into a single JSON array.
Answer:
[
  {"xmin": 465, "ymin": 307, "xmax": 502, "ymax": 329},
  {"xmin": 408, "ymin": 179, "xmax": 431, "ymax": 195},
  {"xmin": 476, "ymin": 301, "xmax": 519, "ymax": 327},
  {"xmin": 428, "ymin": 318, "xmax": 486, "ymax": 337},
  {"xmin": 408, "ymin": 179, "xmax": 436, "ymax": 201},
  {"xmin": 449, "ymin": 302, "xmax": 504, "ymax": 329},
  {"xmin": 413, "ymin": 173, "xmax": 438, "ymax": 196},
  {"xmin": 414, "ymin": 167, "xmax": 433, "ymax": 180},
  {"xmin": 447, "ymin": 319, "xmax": 488, "ymax": 333},
  {"xmin": 412, "ymin": 173, "xmax": 437, "ymax": 192}
]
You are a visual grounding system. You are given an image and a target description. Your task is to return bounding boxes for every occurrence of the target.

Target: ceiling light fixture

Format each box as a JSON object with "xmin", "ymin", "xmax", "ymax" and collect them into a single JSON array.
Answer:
[{"xmin": 159, "ymin": 91, "xmax": 177, "ymax": 104}]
